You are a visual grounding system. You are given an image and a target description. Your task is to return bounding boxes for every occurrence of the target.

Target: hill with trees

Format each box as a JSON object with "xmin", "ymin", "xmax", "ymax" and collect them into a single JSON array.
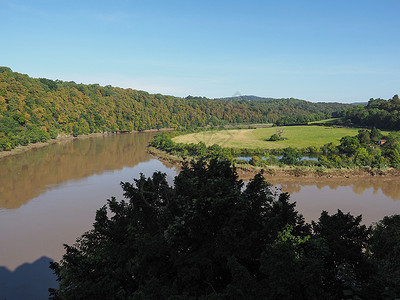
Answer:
[
  {"xmin": 340, "ymin": 95, "xmax": 400, "ymax": 130},
  {"xmin": 0, "ymin": 67, "xmax": 350, "ymax": 151},
  {"xmin": 217, "ymin": 95, "xmax": 350, "ymax": 125}
]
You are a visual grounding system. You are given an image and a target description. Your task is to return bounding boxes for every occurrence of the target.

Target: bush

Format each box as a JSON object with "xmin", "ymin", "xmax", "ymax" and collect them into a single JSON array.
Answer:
[
  {"xmin": 281, "ymin": 147, "xmax": 301, "ymax": 165},
  {"xmin": 268, "ymin": 133, "xmax": 281, "ymax": 141}
]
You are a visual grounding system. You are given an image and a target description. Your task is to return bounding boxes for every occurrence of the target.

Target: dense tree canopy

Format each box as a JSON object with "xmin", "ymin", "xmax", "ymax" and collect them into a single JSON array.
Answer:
[
  {"xmin": 0, "ymin": 67, "xmax": 349, "ymax": 151},
  {"xmin": 50, "ymin": 160, "xmax": 400, "ymax": 299},
  {"xmin": 340, "ymin": 95, "xmax": 400, "ymax": 130}
]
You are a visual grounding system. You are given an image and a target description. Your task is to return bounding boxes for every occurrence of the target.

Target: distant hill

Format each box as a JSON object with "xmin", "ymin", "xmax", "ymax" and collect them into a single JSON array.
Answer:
[
  {"xmin": 217, "ymin": 95, "xmax": 276, "ymax": 101},
  {"xmin": 350, "ymin": 102, "xmax": 368, "ymax": 105},
  {"xmin": 0, "ymin": 67, "xmax": 351, "ymax": 151},
  {"xmin": 218, "ymin": 95, "xmax": 350, "ymax": 106}
]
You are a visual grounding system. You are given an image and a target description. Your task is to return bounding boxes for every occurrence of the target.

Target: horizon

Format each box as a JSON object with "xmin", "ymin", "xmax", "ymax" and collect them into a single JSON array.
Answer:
[{"xmin": 1, "ymin": 0, "xmax": 399, "ymax": 103}]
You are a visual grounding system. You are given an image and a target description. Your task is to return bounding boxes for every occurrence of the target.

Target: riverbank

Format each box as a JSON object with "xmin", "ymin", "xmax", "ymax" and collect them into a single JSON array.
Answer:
[
  {"xmin": 0, "ymin": 134, "xmax": 84, "ymax": 159},
  {"xmin": 147, "ymin": 147, "xmax": 400, "ymax": 179},
  {"xmin": 0, "ymin": 128, "xmax": 175, "ymax": 160}
]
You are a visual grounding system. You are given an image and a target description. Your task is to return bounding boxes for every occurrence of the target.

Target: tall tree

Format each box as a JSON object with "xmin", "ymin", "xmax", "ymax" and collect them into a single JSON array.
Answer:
[{"xmin": 49, "ymin": 160, "xmax": 312, "ymax": 299}]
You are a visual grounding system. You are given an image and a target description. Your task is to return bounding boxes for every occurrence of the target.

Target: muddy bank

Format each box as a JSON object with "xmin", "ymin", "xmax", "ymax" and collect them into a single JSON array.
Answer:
[{"xmin": 235, "ymin": 165, "xmax": 400, "ymax": 181}]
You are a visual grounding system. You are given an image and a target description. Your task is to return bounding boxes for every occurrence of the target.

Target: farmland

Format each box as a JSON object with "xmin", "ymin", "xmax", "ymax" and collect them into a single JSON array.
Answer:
[{"xmin": 172, "ymin": 126, "xmax": 365, "ymax": 149}]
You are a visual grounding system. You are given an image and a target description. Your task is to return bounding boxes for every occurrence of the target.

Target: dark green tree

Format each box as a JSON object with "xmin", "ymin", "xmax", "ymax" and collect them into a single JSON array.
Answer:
[
  {"xmin": 337, "ymin": 136, "xmax": 361, "ymax": 156},
  {"xmin": 368, "ymin": 215, "xmax": 400, "ymax": 298},
  {"xmin": 49, "ymin": 160, "xmax": 316, "ymax": 299},
  {"xmin": 268, "ymin": 133, "xmax": 281, "ymax": 141},
  {"xmin": 281, "ymin": 147, "xmax": 301, "ymax": 165},
  {"xmin": 370, "ymin": 127, "xmax": 382, "ymax": 143},
  {"xmin": 312, "ymin": 210, "xmax": 373, "ymax": 299},
  {"xmin": 48, "ymin": 159, "xmax": 400, "ymax": 299},
  {"xmin": 357, "ymin": 129, "xmax": 371, "ymax": 145}
]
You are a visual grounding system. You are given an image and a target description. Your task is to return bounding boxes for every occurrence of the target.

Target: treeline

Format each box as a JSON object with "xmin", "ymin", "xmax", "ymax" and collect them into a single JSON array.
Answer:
[
  {"xmin": 151, "ymin": 128, "xmax": 400, "ymax": 169},
  {"xmin": 217, "ymin": 95, "xmax": 348, "ymax": 125},
  {"xmin": 0, "ymin": 67, "xmax": 349, "ymax": 150},
  {"xmin": 317, "ymin": 128, "xmax": 400, "ymax": 169},
  {"xmin": 340, "ymin": 95, "xmax": 400, "ymax": 130},
  {"xmin": 50, "ymin": 160, "xmax": 400, "ymax": 299},
  {"xmin": 219, "ymin": 96, "xmax": 348, "ymax": 126}
]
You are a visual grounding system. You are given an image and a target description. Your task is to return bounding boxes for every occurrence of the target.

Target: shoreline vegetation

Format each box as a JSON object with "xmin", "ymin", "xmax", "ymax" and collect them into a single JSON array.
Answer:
[
  {"xmin": 147, "ymin": 146, "xmax": 400, "ymax": 179},
  {"xmin": 148, "ymin": 125, "xmax": 400, "ymax": 179},
  {"xmin": 3, "ymin": 123, "xmax": 400, "ymax": 179},
  {"xmin": 2, "ymin": 66, "xmax": 399, "ymax": 176}
]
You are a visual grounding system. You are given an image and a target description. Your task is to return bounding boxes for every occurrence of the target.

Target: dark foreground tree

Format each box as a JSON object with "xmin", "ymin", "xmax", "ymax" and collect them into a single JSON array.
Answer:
[
  {"xmin": 49, "ymin": 160, "xmax": 399, "ymax": 299},
  {"xmin": 312, "ymin": 210, "xmax": 372, "ymax": 299},
  {"xmin": 368, "ymin": 215, "xmax": 400, "ymax": 298},
  {"xmin": 49, "ymin": 160, "xmax": 317, "ymax": 299}
]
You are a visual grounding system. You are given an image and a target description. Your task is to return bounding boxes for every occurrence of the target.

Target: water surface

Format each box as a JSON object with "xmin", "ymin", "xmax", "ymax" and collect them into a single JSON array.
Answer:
[
  {"xmin": 0, "ymin": 132, "xmax": 399, "ymax": 298},
  {"xmin": 266, "ymin": 177, "xmax": 400, "ymax": 225}
]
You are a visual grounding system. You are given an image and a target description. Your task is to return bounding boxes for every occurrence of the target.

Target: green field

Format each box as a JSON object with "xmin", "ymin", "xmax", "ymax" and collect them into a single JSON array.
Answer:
[{"xmin": 172, "ymin": 126, "xmax": 364, "ymax": 149}]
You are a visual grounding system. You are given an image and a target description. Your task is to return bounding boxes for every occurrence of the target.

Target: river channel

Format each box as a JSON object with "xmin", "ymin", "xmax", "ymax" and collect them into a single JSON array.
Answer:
[{"xmin": 1, "ymin": 132, "xmax": 399, "ymax": 299}]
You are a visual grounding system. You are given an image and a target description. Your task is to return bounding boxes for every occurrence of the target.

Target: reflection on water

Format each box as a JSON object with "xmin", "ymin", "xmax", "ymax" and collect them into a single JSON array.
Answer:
[
  {"xmin": 0, "ymin": 133, "xmax": 178, "ymax": 270},
  {"xmin": 0, "ymin": 133, "xmax": 178, "ymax": 299},
  {"xmin": 266, "ymin": 176, "xmax": 400, "ymax": 225},
  {"xmin": 266, "ymin": 176, "xmax": 400, "ymax": 201},
  {"xmin": 0, "ymin": 158, "xmax": 178, "ymax": 270},
  {"xmin": 0, "ymin": 133, "xmax": 155, "ymax": 209}
]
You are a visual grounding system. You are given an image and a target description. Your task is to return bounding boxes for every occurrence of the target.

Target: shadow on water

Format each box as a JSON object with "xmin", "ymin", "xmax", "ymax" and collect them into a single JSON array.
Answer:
[{"xmin": 0, "ymin": 256, "xmax": 57, "ymax": 300}]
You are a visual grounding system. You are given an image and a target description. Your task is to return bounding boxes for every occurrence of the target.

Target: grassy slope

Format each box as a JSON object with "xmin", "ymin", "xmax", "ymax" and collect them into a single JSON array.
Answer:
[{"xmin": 172, "ymin": 126, "xmax": 364, "ymax": 149}]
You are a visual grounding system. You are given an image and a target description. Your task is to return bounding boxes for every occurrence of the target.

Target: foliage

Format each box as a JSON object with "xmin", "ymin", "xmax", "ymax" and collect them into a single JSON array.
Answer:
[
  {"xmin": 268, "ymin": 133, "xmax": 286, "ymax": 141},
  {"xmin": 268, "ymin": 133, "xmax": 281, "ymax": 141},
  {"xmin": 50, "ymin": 160, "xmax": 310, "ymax": 299},
  {"xmin": 368, "ymin": 215, "xmax": 400, "ymax": 298},
  {"xmin": 281, "ymin": 147, "xmax": 301, "ymax": 165},
  {"xmin": 0, "ymin": 67, "xmax": 350, "ymax": 151},
  {"xmin": 312, "ymin": 210, "xmax": 372, "ymax": 298},
  {"xmin": 337, "ymin": 136, "xmax": 361, "ymax": 156},
  {"xmin": 49, "ymin": 160, "xmax": 400, "ymax": 299},
  {"xmin": 340, "ymin": 95, "xmax": 400, "ymax": 130}
]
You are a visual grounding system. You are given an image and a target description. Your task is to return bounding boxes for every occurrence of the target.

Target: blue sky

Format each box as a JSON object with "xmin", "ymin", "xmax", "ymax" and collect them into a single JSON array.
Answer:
[{"xmin": 1, "ymin": 0, "xmax": 399, "ymax": 102}]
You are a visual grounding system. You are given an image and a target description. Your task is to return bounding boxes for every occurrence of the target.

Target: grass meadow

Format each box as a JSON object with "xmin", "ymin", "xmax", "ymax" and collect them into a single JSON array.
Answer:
[{"xmin": 172, "ymin": 126, "xmax": 363, "ymax": 149}]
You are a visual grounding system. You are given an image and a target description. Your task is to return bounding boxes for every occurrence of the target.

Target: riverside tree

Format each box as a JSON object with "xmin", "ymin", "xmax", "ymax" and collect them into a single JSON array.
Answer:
[{"xmin": 50, "ymin": 160, "xmax": 399, "ymax": 299}]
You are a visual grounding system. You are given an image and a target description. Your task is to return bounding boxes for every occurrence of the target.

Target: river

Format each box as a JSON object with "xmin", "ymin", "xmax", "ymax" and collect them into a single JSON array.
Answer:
[{"xmin": 0, "ymin": 132, "xmax": 399, "ymax": 299}]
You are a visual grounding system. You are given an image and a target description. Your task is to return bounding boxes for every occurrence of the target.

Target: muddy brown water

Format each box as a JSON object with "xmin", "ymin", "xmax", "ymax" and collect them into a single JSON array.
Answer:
[{"xmin": 0, "ymin": 132, "xmax": 399, "ymax": 298}]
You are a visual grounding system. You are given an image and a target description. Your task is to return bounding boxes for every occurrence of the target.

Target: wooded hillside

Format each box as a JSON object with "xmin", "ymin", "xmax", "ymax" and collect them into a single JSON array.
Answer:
[
  {"xmin": 0, "ymin": 67, "xmax": 349, "ymax": 150},
  {"xmin": 340, "ymin": 95, "xmax": 400, "ymax": 130}
]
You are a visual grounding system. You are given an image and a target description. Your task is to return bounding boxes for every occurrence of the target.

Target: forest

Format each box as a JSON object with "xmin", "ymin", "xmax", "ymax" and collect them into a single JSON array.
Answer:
[
  {"xmin": 0, "ymin": 67, "xmax": 349, "ymax": 151},
  {"xmin": 49, "ymin": 160, "xmax": 400, "ymax": 299},
  {"xmin": 339, "ymin": 95, "xmax": 400, "ymax": 130}
]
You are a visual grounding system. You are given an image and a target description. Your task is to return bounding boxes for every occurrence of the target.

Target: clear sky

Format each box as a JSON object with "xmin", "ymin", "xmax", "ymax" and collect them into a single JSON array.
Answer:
[{"xmin": 1, "ymin": 0, "xmax": 399, "ymax": 103}]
